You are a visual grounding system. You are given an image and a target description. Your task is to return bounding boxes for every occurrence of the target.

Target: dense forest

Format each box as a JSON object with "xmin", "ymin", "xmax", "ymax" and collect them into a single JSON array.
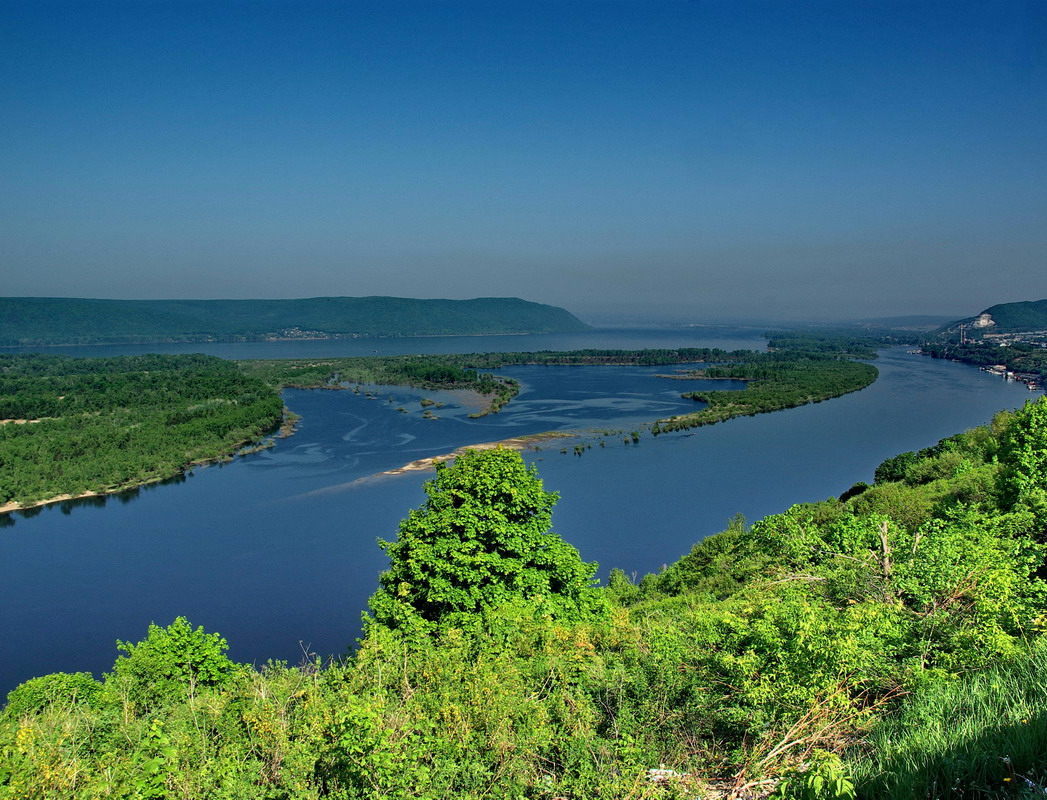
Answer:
[
  {"xmin": 0, "ymin": 354, "xmax": 284, "ymax": 508},
  {"xmin": 0, "ymin": 296, "xmax": 589, "ymax": 345},
  {"xmin": 3, "ymin": 397, "xmax": 1047, "ymax": 798}
]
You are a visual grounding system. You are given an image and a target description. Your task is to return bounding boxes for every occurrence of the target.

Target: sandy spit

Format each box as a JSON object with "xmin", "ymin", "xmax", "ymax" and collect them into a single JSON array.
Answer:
[{"xmin": 375, "ymin": 431, "xmax": 575, "ymax": 478}]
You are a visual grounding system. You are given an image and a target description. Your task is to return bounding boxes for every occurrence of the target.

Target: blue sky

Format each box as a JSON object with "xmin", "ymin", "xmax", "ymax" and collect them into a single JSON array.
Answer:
[{"xmin": 2, "ymin": 0, "xmax": 1045, "ymax": 322}]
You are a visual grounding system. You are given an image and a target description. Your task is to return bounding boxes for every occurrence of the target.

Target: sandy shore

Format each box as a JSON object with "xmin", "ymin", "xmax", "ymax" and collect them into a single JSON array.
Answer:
[
  {"xmin": 374, "ymin": 431, "xmax": 575, "ymax": 477},
  {"xmin": 0, "ymin": 490, "xmax": 102, "ymax": 515}
]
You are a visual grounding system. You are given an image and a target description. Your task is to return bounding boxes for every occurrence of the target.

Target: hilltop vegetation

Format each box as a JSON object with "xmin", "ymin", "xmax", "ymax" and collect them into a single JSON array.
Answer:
[
  {"xmin": 0, "ymin": 296, "xmax": 589, "ymax": 345},
  {"xmin": 4, "ymin": 397, "xmax": 1047, "ymax": 798},
  {"xmin": 972, "ymin": 299, "xmax": 1047, "ymax": 332}
]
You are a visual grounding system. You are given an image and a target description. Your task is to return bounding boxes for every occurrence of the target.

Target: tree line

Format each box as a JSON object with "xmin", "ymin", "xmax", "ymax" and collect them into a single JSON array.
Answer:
[{"xmin": 0, "ymin": 354, "xmax": 284, "ymax": 508}]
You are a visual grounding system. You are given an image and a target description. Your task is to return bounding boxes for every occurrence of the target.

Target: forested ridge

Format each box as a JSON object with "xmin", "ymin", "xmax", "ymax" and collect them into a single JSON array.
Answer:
[
  {"xmin": 938, "ymin": 299, "xmax": 1047, "ymax": 335},
  {"xmin": 0, "ymin": 296, "xmax": 589, "ymax": 345},
  {"xmin": 4, "ymin": 396, "xmax": 1047, "ymax": 798}
]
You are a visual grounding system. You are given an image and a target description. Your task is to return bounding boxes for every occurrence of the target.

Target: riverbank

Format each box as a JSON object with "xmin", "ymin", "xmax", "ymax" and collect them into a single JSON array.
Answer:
[{"xmin": 0, "ymin": 428, "xmax": 284, "ymax": 516}]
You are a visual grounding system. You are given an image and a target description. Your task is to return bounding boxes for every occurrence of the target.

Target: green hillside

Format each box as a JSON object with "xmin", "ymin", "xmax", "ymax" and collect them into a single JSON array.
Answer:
[
  {"xmin": 0, "ymin": 296, "xmax": 590, "ymax": 345},
  {"xmin": 980, "ymin": 298, "xmax": 1047, "ymax": 331},
  {"xmin": 938, "ymin": 298, "xmax": 1047, "ymax": 336}
]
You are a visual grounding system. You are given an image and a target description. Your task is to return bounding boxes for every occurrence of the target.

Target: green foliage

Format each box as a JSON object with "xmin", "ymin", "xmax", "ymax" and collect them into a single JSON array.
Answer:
[
  {"xmin": 664, "ymin": 357, "xmax": 878, "ymax": 433},
  {"xmin": 999, "ymin": 396, "xmax": 1047, "ymax": 515},
  {"xmin": 2, "ymin": 672, "xmax": 99, "ymax": 720},
  {"xmin": 873, "ymin": 450, "xmax": 919, "ymax": 484},
  {"xmin": 135, "ymin": 718, "xmax": 178, "ymax": 799},
  {"xmin": 639, "ymin": 512, "xmax": 756, "ymax": 599},
  {"xmin": 850, "ymin": 481, "xmax": 936, "ymax": 531},
  {"xmin": 0, "ymin": 353, "xmax": 284, "ymax": 507},
  {"xmin": 838, "ymin": 482, "xmax": 869, "ymax": 502},
  {"xmin": 107, "ymin": 617, "xmax": 236, "ymax": 712},
  {"xmin": 368, "ymin": 448, "xmax": 605, "ymax": 634},
  {"xmin": 5, "ymin": 402, "xmax": 1047, "ymax": 798},
  {"xmin": 771, "ymin": 750, "xmax": 856, "ymax": 800}
]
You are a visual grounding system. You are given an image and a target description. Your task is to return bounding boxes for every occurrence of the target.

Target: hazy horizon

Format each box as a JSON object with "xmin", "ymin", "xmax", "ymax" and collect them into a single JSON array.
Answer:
[
  {"xmin": 0, "ymin": 293, "xmax": 974, "ymax": 330},
  {"xmin": 3, "ymin": 1, "xmax": 1044, "ymax": 322}
]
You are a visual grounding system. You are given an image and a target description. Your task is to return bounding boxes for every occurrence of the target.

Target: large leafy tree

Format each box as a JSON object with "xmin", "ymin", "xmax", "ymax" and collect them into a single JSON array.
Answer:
[{"xmin": 368, "ymin": 448, "xmax": 604, "ymax": 633}]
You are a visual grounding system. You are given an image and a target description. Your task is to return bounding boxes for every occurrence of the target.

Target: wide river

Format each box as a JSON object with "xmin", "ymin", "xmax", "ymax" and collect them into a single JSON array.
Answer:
[{"xmin": 0, "ymin": 329, "xmax": 1040, "ymax": 694}]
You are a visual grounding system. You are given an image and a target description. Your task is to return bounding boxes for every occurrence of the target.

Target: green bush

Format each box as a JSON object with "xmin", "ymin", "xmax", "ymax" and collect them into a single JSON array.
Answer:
[
  {"xmin": 2, "ymin": 672, "xmax": 100, "ymax": 720},
  {"xmin": 106, "ymin": 616, "xmax": 237, "ymax": 712}
]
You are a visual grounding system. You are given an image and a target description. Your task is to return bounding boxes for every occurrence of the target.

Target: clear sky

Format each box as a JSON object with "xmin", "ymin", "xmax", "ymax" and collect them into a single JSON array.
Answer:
[{"xmin": 2, "ymin": 0, "xmax": 1045, "ymax": 323}]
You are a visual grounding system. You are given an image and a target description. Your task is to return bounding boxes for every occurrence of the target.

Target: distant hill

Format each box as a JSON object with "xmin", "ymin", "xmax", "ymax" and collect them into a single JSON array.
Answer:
[
  {"xmin": 937, "ymin": 299, "xmax": 1047, "ymax": 338},
  {"xmin": 0, "ymin": 296, "xmax": 590, "ymax": 346}
]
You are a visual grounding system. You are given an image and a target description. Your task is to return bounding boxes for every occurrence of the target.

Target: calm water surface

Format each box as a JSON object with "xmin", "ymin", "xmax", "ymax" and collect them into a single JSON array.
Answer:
[
  {"xmin": 0, "ymin": 326, "xmax": 766, "ymax": 360},
  {"xmin": 0, "ymin": 334, "xmax": 1040, "ymax": 694}
]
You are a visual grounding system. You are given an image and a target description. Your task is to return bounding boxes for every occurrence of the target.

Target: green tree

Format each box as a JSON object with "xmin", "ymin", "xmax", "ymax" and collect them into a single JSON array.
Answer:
[{"xmin": 368, "ymin": 448, "xmax": 604, "ymax": 634}]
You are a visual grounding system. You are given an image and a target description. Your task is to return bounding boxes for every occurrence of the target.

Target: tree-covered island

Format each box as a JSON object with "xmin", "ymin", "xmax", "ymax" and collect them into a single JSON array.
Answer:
[
  {"xmin": 4, "ymin": 397, "xmax": 1047, "ymax": 798},
  {"xmin": 0, "ymin": 354, "xmax": 285, "ymax": 511}
]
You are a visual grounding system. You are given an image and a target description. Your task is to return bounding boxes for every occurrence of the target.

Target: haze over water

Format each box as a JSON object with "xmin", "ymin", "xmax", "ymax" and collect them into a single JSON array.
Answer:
[{"xmin": 0, "ymin": 332, "xmax": 1040, "ymax": 694}]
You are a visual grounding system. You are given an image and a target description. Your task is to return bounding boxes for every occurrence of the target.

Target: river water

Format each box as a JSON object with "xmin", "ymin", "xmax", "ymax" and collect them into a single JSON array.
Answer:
[{"xmin": 0, "ymin": 330, "xmax": 1040, "ymax": 694}]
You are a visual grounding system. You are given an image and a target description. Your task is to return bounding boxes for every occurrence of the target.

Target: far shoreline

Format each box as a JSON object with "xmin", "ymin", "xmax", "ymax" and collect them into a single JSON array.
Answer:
[{"xmin": 0, "ymin": 329, "xmax": 589, "ymax": 350}]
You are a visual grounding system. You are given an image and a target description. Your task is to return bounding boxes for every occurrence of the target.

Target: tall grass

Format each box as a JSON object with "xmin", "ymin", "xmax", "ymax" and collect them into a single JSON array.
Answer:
[{"xmin": 850, "ymin": 641, "xmax": 1047, "ymax": 798}]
